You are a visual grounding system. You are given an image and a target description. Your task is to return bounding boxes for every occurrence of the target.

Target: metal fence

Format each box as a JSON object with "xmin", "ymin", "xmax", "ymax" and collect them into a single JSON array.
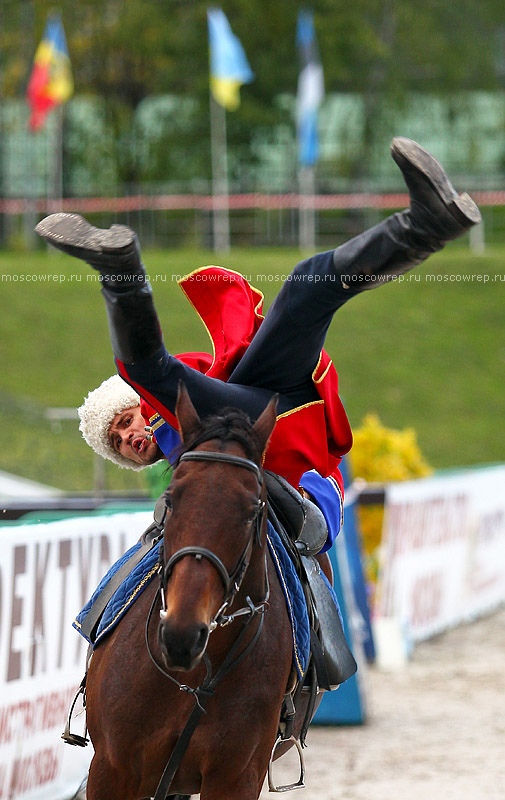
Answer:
[
  {"xmin": 3, "ymin": 90, "xmax": 505, "ymax": 249},
  {"xmin": 1, "ymin": 192, "xmax": 504, "ymax": 252}
]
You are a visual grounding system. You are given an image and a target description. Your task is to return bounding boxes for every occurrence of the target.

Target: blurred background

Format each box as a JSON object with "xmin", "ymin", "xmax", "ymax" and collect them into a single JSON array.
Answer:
[
  {"xmin": 0, "ymin": 4, "xmax": 504, "ymax": 798},
  {"xmin": 2, "ymin": 1, "xmax": 505, "ymax": 246},
  {"xmin": 0, "ymin": 0, "xmax": 503, "ymax": 498}
]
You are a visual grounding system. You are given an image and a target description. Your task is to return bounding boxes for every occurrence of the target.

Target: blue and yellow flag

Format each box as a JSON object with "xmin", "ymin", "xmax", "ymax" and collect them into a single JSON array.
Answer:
[
  {"xmin": 207, "ymin": 8, "xmax": 254, "ymax": 111},
  {"xmin": 26, "ymin": 13, "xmax": 73, "ymax": 131},
  {"xmin": 296, "ymin": 9, "xmax": 324, "ymax": 166}
]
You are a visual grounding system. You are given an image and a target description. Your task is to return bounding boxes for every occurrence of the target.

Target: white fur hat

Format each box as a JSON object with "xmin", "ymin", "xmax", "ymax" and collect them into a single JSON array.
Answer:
[{"xmin": 77, "ymin": 375, "xmax": 144, "ymax": 470}]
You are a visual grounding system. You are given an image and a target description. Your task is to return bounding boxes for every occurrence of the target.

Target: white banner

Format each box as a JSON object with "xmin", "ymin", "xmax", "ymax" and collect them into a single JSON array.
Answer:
[
  {"xmin": 377, "ymin": 466, "xmax": 505, "ymax": 641},
  {"xmin": 0, "ymin": 511, "xmax": 152, "ymax": 800}
]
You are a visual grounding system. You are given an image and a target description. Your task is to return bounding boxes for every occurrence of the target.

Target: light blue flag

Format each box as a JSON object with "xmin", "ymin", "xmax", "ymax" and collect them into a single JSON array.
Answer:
[
  {"xmin": 207, "ymin": 8, "xmax": 254, "ymax": 111},
  {"xmin": 296, "ymin": 9, "xmax": 324, "ymax": 166}
]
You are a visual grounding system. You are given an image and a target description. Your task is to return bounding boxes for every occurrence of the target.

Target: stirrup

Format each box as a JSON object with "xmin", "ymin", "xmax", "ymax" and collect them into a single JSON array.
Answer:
[
  {"xmin": 61, "ymin": 676, "xmax": 89, "ymax": 748},
  {"xmin": 267, "ymin": 735, "xmax": 305, "ymax": 793}
]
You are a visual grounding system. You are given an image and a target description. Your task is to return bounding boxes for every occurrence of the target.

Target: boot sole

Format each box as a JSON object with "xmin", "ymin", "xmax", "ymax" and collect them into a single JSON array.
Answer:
[
  {"xmin": 35, "ymin": 213, "xmax": 136, "ymax": 262},
  {"xmin": 390, "ymin": 138, "xmax": 481, "ymax": 227}
]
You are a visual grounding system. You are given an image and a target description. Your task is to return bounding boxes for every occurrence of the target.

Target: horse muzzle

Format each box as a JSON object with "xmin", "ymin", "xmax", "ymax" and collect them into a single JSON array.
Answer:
[{"xmin": 158, "ymin": 616, "xmax": 210, "ymax": 672}]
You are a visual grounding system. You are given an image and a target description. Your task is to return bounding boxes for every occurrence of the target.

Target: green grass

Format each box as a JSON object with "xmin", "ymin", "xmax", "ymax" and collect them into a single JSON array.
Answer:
[{"xmin": 1, "ymin": 244, "xmax": 504, "ymax": 491}]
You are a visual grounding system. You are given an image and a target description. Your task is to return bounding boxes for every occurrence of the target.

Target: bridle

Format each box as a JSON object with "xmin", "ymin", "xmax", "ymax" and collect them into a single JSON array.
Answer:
[
  {"xmin": 146, "ymin": 447, "xmax": 270, "ymax": 690},
  {"xmin": 145, "ymin": 447, "xmax": 271, "ymax": 800},
  {"xmin": 159, "ymin": 450, "xmax": 269, "ymax": 630}
]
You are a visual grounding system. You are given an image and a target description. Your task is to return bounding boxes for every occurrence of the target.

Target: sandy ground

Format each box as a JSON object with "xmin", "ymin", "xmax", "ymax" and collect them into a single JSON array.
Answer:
[{"xmin": 259, "ymin": 606, "xmax": 505, "ymax": 800}]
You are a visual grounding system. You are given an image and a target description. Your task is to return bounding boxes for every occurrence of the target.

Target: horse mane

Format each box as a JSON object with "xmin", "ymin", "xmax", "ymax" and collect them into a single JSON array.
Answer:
[{"xmin": 178, "ymin": 407, "xmax": 264, "ymax": 464}]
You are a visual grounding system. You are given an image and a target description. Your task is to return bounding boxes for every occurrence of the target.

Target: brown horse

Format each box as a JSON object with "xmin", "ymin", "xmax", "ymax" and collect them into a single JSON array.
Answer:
[{"xmin": 85, "ymin": 387, "xmax": 297, "ymax": 800}]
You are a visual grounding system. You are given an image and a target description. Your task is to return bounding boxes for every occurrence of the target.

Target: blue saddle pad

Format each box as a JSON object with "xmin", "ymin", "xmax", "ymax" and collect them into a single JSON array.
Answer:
[
  {"xmin": 73, "ymin": 540, "xmax": 162, "ymax": 645},
  {"xmin": 74, "ymin": 522, "xmax": 310, "ymax": 677},
  {"xmin": 266, "ymin": 526, "xmax": 310, "ymax": 677}
]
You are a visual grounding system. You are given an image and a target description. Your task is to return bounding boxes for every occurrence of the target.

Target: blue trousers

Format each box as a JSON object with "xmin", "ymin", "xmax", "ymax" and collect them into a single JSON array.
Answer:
[
  {"xmin": 116, "ymin": 208, "xmax": 423, "ymax": 420},
  {"xmin": 120, "ymin": 249, "xmax": 352, "ymax": 421}
]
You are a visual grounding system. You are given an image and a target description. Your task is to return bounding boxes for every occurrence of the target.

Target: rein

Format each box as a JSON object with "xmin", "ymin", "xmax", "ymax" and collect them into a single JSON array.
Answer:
[
  {"xmin": 147, "ymin": 447, "xmax": 269, "ymax": 800},
  {"xmin": 147, "ymin": 597, "xmax": 265, "ymax": 800}
]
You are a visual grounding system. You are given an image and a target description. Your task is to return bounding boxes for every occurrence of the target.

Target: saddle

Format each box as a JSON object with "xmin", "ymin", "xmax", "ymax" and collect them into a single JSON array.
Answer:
[
  {"xmin": 265, "ymin": 470, "xmax": 357, "ymax": 690},
  {"xmin": 265, "ymin": 471, "xmax": 328, "ymax": 555}
]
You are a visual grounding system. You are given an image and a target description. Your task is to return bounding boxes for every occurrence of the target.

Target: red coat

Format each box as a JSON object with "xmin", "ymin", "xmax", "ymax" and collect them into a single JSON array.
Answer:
[{"xmin": 141, "ymin": 266, "xmax": 353, "ymax": 493}]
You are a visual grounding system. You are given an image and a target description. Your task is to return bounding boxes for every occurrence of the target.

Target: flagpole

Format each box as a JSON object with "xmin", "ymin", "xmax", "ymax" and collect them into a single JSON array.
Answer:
[
  {"xmin": 47, "ymin": 105, "xmax": 64, "ymax": 213},
  {"xmin": 23, "ymin": 127, "xmax": 37, "ymax": 250},
  {"xmin": 207, "ymin": 7, "xmax": 252, "ymax": 253},
  {"xmin": 296, "ymin": 9, "xmax": 323, "ymax": 254},
  {"xmin": 209, "ymin": 92, "xmax": 230, "ymax": 252},
  {"xmin": 27, "ymin": 11, "xmax": 72, "ymax": 217},
  {"xmin": 299, "ymin": 164, "xmax": 316, "ymax": 252}
]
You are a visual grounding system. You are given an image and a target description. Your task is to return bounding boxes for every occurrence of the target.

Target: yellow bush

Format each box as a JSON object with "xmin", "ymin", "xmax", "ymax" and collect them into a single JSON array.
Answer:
[{"xmin": 349, "ymin": 414, "xmax": 432, "ymax": 590}]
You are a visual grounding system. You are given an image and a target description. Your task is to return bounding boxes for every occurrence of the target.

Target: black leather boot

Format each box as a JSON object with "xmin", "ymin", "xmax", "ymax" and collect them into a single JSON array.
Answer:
[
  {"xmin": 35, "ymin": 213, "xmax": 146, "ymax": 291},
  {"xmin": 35, "ymin": 212, "xmax": 163, "ymax": 363},
  {"xmin": 334, "ymin": 137, "xmax": 481, "ymax": 291},
  {"xmin": 101, "ymin": 284, "xmax": 163, "ymax": 364}
]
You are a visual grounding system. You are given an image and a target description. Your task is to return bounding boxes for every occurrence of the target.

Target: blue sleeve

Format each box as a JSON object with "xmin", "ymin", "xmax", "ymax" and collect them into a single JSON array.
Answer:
[
  {"xmin": 149, "ymin": 415, "xmax": 182, "ymax": 465},
  {"xmin": 298, "ymin": 470, "xmax": 344, "ymax": 552}
]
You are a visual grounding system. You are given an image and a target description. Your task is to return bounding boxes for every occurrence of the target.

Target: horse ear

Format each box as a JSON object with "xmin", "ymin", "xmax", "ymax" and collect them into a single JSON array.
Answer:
[
  {"xmin": 175, "ymin": 381, "xmax": 201, "ymax": 443},
  {"xmin": 252, "ymin": 394, "xmax": 278, "ymax": 455}
]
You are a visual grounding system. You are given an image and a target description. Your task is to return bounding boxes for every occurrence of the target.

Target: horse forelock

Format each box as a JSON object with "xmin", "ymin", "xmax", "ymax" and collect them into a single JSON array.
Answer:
[{"xmin": 178, "ymin": 407, "xmax": 263, "ymax": 464}]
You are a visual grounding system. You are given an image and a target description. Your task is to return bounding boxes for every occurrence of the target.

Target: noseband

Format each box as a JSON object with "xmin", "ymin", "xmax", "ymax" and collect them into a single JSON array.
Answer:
[{"xmin": 160, "ymin": 449, "xmax": 268, "ymax": 629}]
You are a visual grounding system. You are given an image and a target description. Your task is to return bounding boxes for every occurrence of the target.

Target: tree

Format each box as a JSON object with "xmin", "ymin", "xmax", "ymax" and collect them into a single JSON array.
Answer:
[{"xmin": 0, "ymin": 0, "xmax": 503, "ymax": 184}]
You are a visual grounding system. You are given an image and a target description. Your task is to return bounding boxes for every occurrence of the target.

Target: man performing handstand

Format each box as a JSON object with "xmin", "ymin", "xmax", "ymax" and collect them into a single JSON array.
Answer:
[{"xmin": 36, "ymin": 137, "xmax": 480, "ymax": 553}]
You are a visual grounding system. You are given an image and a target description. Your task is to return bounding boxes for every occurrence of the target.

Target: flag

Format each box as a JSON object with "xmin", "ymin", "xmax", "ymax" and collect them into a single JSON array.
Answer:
[
  {"xmin": 207, "ymin": 8, "xmax": 254, "ymax": 111},
  {"xmin": 26, "ymin": 13, "xmax": 73, "ymax": 132},
  {"xmin": 296, "ymin": 9, "xmax": 324, "ymax": 166}
]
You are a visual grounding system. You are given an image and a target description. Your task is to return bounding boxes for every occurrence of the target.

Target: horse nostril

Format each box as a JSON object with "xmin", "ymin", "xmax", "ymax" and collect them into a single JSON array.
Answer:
[
  {"xmin": 158, "ymin": 620, "xmax": 209, "ymax": 670},
  {"xmin": 196, "ymin": 624, "xmax": 209, "ymax": 653}
]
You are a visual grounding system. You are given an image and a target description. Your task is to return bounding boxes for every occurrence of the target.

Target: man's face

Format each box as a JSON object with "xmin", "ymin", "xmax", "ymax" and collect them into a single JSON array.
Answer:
[{"xmin": 108, "ymin": 405, "xmax": 162, "ymax": 465}]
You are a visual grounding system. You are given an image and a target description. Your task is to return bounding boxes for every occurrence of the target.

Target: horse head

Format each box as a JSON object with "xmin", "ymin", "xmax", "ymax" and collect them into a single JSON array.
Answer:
[{"xmin": 158, "ymin": 383, "xmax": 277, "ymax": 672}]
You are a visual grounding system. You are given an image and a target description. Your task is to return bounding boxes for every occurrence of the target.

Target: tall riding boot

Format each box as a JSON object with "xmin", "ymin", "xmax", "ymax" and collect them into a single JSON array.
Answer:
[
  {"xmin": 229, "ymin": 139, "xmax": 481, "ymax": 398},
  {"xmin": 100, "ymin": 283, "xmax": 163, "ymax": 364},
  {"xmin": 35, "ymin": 212, "xmax": 163, "ymax": 363},
  {"xmin": 333, "ymin": 137, "xmax": 481, "ymax": 291}
]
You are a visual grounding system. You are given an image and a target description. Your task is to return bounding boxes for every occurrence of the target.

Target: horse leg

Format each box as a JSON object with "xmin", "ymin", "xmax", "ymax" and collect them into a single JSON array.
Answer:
[
  {"xmin": 199, "ymin": 725, "xmax": 282, "ymax": 800},
  {"xmin": 85, "ymin": 736, "xmax": 192, "ymax": 800},
  {"xmin": 200, "ymin": 764, "xmax": 266, "ymax": 800},
  {"xmin": 86, "ymin": 755, "xmax": 141, "ymax": 800}
]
